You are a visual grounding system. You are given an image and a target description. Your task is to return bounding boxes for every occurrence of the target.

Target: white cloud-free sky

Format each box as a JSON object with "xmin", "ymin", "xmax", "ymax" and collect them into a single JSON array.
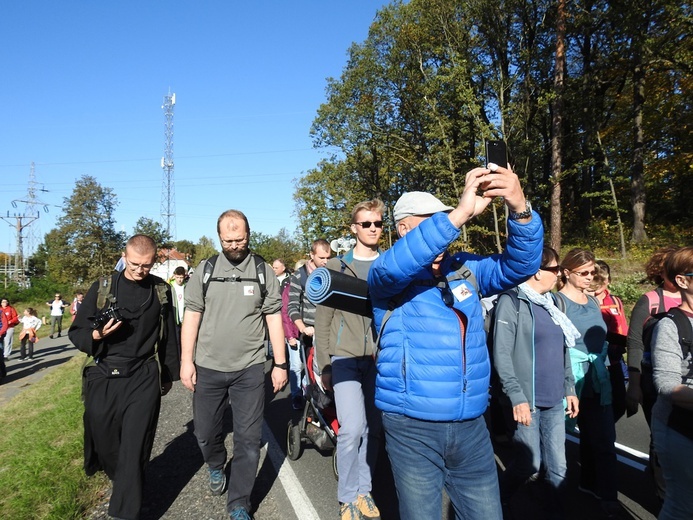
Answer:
[{"xmin": 0, "ymin": 1, "xmax": 391, "ymax": 256}]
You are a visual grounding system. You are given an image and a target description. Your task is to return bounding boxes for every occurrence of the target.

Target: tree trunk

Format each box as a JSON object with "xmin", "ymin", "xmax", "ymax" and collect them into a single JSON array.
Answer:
[
  {"xmin": 631, "ymin": 52, "xmax": 648, "ymax": 243},
  {"xmin": 550, "ymin": 0, "xmax": 566, "ymax": 252}
]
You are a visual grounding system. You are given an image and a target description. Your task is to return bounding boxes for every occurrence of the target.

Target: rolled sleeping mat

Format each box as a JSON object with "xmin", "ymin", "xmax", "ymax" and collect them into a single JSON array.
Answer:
[{"xmin": 306, "ymin": 267, "xmax": 371, "ymax": 317}]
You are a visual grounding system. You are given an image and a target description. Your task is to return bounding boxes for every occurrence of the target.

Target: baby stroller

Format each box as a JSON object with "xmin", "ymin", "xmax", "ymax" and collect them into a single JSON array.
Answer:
[{"xmin": 286, "ymin": 340, "xmax": 340, "ymax": 479}]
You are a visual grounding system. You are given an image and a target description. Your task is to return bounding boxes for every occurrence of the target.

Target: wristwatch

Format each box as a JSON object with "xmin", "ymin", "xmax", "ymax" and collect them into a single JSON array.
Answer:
[
  {"xmin": 272, "ymin": 361, "xmax": 289, "ymax": 370},
  {"xmin": 508, "ymin": 201, "xmax": 532, "ymax": 221}
]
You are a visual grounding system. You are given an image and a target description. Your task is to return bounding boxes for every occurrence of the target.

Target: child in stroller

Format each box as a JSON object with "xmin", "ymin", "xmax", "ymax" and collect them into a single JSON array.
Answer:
[{"xmin": 286, "ymin": 339, "xmax": 340, "ymax": 479}]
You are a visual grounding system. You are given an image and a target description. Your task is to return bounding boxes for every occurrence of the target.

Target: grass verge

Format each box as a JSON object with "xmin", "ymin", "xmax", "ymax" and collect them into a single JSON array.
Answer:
[{"xmin": 0, "ymin": 356, "xmax": 108, "ymax": 519}]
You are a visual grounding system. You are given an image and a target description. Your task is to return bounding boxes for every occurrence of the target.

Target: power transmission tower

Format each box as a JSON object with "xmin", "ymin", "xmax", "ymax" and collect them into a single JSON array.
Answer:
[
  {"xmin": 161, "ymin": 90, "xmax": 176, "ymax": 241},
  {"xmin": 1, "ymin": 162, "xmax": 49, "ymax": 285}
]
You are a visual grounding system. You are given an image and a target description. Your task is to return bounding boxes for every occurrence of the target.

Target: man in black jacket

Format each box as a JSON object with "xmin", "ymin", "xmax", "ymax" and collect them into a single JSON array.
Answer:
[{"xmin": 69, "ymin": 234, "xmax": 180, "ymax": 520}]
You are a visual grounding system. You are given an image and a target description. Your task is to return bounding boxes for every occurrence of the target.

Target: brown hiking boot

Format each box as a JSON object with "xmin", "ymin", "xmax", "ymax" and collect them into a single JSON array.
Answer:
[
  {"xmin": 356, "ymin": 493, "xmax": 381, "ymax": 520},
  {"xmin": 339, "ymin": 502, "xmax": 363, "ymax": 520}
]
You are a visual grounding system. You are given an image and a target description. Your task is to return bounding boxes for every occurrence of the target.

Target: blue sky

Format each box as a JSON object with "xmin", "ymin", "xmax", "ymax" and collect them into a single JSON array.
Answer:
[{"xmin": 0, "ymin": 1, "xmax": 391, "ymax": 257}]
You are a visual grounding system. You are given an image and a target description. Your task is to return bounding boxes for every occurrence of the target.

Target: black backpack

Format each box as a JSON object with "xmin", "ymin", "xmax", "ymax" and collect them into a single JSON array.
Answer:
[
  {"xmin": 642, "ymin": 308, "xmax": 693, "ymax": 439},
  {"xmin": 642, "ymin": 308, "xmax": 693, "ymax": 364}
]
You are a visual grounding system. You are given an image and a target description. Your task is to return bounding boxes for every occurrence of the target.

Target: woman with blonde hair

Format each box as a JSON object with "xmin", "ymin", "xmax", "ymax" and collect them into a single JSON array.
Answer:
[{"xmin": 556, "ymin": 248, "xmax": 620, "ymax": 516}]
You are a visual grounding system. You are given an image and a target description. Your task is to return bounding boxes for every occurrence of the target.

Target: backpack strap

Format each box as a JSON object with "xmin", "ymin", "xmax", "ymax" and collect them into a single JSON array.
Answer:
[
  {"xmin": 96, "ymin": 275, "xmax": 117, "ymax": 310},
  {"xmin": 374, "ymin": 260, "xmax": 478, "ymax": 358},
  {"xmin": 646, "ymin": 287, "xmax": 666, "ymax": 316},
  {"xmin": 664, "ymin": 307, "xmax": 693, "ymax": 357},
  {"xmin": 201, "ymin": 253, "xmax": 267, "ymax": 303}
]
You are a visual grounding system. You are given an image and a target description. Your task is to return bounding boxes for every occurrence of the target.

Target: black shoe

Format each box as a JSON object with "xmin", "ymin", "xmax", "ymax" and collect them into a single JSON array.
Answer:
[
  {"xmin": 19, "ymin": 357, "xmax": 26, "ymax": 361},
  {"xmin": 292, "ymin": 395, "xmax": 304, "ymax": 410},
  {"xmin": 57, "ymin": 333, "xmax": 61, "ymax": 337},
  {"xmin": 49, "ymin": 335, "xmax": 54, "ymax": 339}
]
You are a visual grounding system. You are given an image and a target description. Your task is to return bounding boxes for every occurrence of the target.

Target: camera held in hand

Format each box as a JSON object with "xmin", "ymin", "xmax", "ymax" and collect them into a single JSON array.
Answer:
[{"xmin": 90, "ymin": 307, "xmax": 124, "ymax": 329}]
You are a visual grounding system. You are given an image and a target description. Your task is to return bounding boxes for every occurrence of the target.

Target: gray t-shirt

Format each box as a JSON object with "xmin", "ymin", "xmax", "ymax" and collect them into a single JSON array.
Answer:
[{"xmin": 185, "ymin": 252, "xmax": 282, "ymax": 372}]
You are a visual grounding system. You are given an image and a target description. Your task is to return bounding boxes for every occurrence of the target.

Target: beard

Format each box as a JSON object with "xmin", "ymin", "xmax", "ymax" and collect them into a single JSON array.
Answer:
[{"xmin": 223, "ymin": 245, "xmax": 250, "ymax": 264}]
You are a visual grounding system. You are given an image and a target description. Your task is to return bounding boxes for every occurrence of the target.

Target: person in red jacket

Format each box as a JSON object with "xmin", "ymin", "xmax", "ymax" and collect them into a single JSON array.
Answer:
[{"xmin": 1, "ymin": 298, "xmax": 20, "ymax": 359}]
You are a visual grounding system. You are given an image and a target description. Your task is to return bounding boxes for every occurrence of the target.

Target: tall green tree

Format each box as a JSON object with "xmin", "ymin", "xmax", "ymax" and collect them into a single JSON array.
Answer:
[
  {"xmin": 192, "ymin": 236, "xmax": 218, "ymax": 266},
  {"xmin": 132, "ymin": 217, "xmax": 172, "ymax": 249},
  {"xmin": 39, "ymin": 175, "xmax": 125, "ymax": 284}
]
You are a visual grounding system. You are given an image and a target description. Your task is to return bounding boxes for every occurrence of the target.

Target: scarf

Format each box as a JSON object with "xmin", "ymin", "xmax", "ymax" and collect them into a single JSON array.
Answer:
[{"xmin": 519, "ymin": 282, "xmax": 581, "ymax": 347}]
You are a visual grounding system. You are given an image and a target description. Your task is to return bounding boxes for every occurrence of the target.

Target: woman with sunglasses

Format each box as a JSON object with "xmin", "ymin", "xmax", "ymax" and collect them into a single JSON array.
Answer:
[
  {"xmin": 651, "ymin": 246, "xmax": 693, "ymax": 519},
  {"xmin": 492, "ymin": 246, "xmax": 579, "ymax": 517},
  {"xmin": 556, "ymin": 248, "xmax": 620, "ymax": 516}
]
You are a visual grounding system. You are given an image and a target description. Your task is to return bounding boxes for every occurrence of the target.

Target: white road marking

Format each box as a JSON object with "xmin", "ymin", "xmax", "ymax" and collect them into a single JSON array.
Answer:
[
  {"xmin": 566, "ymin": 433, "xmax": 649, "ymax": 472},
  {"xmin": 262, "ymin": 422, "xmax": 321, "ymax": 520}
]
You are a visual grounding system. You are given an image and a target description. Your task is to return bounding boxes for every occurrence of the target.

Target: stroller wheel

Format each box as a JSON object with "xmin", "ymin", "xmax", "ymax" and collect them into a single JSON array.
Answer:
[
  {"xmin": 332, "ymin": 446, "xmax": 339, "ymax": 480},
  {"xmin": 287, "ymin": 421, "xmax": 303, "ymax": 461}
]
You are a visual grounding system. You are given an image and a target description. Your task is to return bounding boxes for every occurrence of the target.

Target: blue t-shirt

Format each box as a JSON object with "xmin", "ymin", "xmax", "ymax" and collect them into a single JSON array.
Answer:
[
  {"xmin": 533, "ymin": 302, "xmax": 565, "ymax": 407},
  {"xmin": 561, "ymin": 295, "xmax": 607, "ymax": 396}
]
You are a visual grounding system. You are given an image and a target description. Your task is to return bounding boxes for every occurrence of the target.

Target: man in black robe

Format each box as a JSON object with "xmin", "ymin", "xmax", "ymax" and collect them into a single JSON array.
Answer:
[{"xmin": 69, "ymin": 234, "xmax": 180, "ymax": 520}]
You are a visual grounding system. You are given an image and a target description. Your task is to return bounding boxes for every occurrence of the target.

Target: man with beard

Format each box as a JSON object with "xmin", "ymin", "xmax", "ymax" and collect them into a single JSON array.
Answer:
[
  {"xmin": 69, "ymin": 234, "xmax": 180, "ymax": 520},
  {"xmin": 180, "ymin": 209, "xmax": 288, "ymax": 520}
]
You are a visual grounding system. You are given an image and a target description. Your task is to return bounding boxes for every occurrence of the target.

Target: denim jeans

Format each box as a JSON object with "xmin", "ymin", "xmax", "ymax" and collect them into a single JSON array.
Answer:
[
  {"xmin": 332, "ymin": 355, "xmax": 381, "ymax": 504},
  {"xmin": 193, "ymin": 363, "xmax": 265, "ymax": 513},
  {"xmin": 382, "ymin": 412, "xmax": 502, "ymax": 520},
  {"xmin": 653, "ymin": 418, "xmax": 693, "ymax": 519},
  {"xmin": 502, "ymin": 402, "xmax": 567, "ymax": 514},
  {"xmin": 288, "ymin": 341, "xmax": 303, "ymax": 399}
]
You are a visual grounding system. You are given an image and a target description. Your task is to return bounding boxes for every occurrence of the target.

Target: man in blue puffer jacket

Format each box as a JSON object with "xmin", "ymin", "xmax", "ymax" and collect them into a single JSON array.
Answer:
[{"xmin": 368, "ymin": 164, "xmax": 543, "ymax": 520}]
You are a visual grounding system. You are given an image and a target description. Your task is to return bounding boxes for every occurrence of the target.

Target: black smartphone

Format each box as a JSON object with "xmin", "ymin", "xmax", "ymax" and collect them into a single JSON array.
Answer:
[{"xmin": 485, "ymin": 140, "xmax": 508, "ymax": 169}]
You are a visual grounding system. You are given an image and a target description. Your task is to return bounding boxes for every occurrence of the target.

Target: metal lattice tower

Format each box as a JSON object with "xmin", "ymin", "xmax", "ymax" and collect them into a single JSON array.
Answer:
[
  {"xmin": 23, "ymin": 162, "xmax": 42, "ymax": 258},
  {"xmin": 1, "ymin": 162, "xmax": 45, "ymax": 284},
  {"xmin": 161, "ymin": 90, "xmax": 176, "ymax": 240}
]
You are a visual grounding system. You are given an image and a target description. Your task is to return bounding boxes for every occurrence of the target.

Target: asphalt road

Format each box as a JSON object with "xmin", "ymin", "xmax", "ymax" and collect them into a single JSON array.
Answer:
[{"xmin": 0, "ymin": 338, "xmax": 663, "ymax": 520}]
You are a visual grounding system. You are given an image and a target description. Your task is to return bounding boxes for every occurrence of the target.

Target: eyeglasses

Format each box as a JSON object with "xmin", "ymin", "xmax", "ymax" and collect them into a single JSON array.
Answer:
[
  {"xmin": 540, "ymin": 265, "xmax": 561, "ymax": 274},
  {"xmin": 220, "ymin": 236, "xmax": 248, "ymax": 247},
  {"xmin": 125, "ymin": 259, "xmax": 155, "ymax": 271},
  {"xmin": 571, "ymin": 269, "xmax": 597, "ymax": 277},
  {"xmin": 683, "ymin": 273, "xmax": 693, "ymax": 277},
  {"xmin": 354, "ymin": 221, "xmax": 383, "ymax": 229}
]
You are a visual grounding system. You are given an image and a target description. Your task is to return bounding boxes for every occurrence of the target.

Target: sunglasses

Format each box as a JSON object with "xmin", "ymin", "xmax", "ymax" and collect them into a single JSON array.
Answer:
[
  {"xmin": 571, "ymin": 269, "xmax": 597, "ymax": 277},
  {"xmin": 354, "ymin": 221, "xmax": 383, "ymax": 229},
  {"xmin": 540, "ymin": 265, "xmax": 561, "ymax": 274}
]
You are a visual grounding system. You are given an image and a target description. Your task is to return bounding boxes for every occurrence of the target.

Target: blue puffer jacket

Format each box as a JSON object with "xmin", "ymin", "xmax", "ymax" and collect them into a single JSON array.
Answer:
[{"xmin": 368, "ymin": 211, "xmax": 543, "ymax": 421}]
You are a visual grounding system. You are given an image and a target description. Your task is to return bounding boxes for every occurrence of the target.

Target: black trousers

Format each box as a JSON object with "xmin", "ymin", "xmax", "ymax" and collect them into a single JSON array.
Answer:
[{"xmin": 83, "ymin": 359, "xmax": 161, "ymax": 520}]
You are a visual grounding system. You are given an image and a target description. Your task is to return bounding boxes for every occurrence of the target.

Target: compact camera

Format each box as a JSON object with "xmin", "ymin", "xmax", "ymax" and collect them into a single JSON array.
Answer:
[{"xmin": 90, "ymin": 307, "xmax": 124, "ymax": 329}]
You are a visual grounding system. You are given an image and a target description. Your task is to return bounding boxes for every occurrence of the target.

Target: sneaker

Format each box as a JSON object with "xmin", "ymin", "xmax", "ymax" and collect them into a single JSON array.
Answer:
[
  {"xmin": 600, "ymin": 499, "xmax": 623, "ymax": 518},
  {"xmin": 292, "ymin": 395, "xmax": 304, "ymax": 410},
  {"xmin": 208, "ymin": 468, "xmax": 227, "ymax": 495},
  {"xmin": 339, "ymin": 501, "xmax": 363, "ymax": 520},
  {"xmin": 49, "ymin": 335, "xmax": 54, "ymax": 339},
  {"xmin": 229, "ymin": 506, "xmax": 252, "ymax": 520},
  {"xmin": 356, "ymin": 493, "xmax": 380, "ymax": 520}
]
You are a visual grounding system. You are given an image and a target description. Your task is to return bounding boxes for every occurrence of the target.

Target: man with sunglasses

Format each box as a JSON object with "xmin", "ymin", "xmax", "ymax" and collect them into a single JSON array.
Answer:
[
  {"xmin": 314, "ymin": 199, "xmax": 385, "ymax": 520},
  {"xmin": 69, "ymin": 234, "xmax": 180, "ymax": 520},
  {"xmin": 368, "ymin": 165, "xmax": 543, "ymax": 520}
]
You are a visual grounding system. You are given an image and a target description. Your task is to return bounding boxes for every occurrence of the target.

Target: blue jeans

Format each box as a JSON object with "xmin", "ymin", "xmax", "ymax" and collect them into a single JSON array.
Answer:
[
  {"xmin": 332, "ymin": 355, "xmax": 381, "ymax": 504},
  {"xmin": 502, "ymin": 403, "xmax": 567, "ymax": 513},
  {"xmin": 288, "ymin": 340, "xmax": 303, "ymax": 399},
  {"xmin": 653, "ymin": 418, "xmax": 693, "ymax": 519},
  {"xmin": 382, "ymin": 412, "xmax": 502, "ymax": 520}
]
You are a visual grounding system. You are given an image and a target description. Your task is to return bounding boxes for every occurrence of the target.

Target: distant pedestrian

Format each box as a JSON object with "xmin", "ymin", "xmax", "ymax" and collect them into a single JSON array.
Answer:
[
  {"xmin": 46, "ymin": 293, "xmax": 68, "ymax": 338},
  {"xmin": 1, "ymin": 298, "xmax": 20, "ymax": 358},
  {"xmin": 169, "ymin": 266, "xmax": 187, "ymax": 350},
  {"xmin": 18, "ymin": 308, "xmax": 41, "ymax": 360},
  {"xmin": 70, "ymin": 292, "xmax": 84, "ymax": 322}
]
